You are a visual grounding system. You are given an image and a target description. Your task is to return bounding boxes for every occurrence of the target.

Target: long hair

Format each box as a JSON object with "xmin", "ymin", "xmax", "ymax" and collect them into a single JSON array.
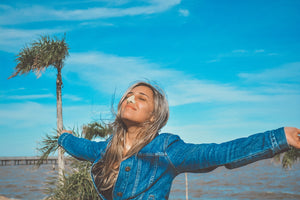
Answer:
[{"xmin": 92, "ymin": 81, "xmax": 169, "ymax": 192}]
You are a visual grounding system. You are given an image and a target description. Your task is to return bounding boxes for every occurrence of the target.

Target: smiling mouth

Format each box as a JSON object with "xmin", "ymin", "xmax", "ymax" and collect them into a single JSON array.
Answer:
[{"xmin": 126, "ymin": 105, "xmax": 136, "ymax": 110}]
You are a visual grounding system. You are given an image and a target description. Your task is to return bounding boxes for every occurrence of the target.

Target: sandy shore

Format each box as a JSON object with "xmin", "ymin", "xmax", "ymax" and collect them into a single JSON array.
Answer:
[{"xmin": 0, "ymin": 196, "xmax": 19, "ymax": 200}]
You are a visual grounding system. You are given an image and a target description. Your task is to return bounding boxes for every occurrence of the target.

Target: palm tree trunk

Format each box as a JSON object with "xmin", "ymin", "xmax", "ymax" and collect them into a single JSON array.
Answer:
[
  {"xmin": 185, "ymin": 172, "xmax": 189, "ymax": 200},
  {"xmin": 56, "ymin": 66, "xmax": 64, "ymax": 180}
]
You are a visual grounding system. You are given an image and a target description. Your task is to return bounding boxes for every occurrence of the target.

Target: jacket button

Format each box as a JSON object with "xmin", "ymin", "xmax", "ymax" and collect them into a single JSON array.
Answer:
[
  {"xmin": 117, "ymin": 192, "xmax": 123, "ymax": 197},
  {"xmin": 125, "ymin": 166, "xmax": 131, "ymax": 172}
]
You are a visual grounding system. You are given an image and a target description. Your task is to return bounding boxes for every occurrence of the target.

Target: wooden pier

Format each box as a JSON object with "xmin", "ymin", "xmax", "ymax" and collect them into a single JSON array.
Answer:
[{"xmin": 0, "ymin": 156, "xmax": 58, "ymax": 166}]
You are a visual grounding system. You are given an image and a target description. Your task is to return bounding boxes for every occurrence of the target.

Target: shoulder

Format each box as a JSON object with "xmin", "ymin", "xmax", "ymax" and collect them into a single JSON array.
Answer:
[
  {"xmin": 158, "ymin": 133, "xmax": 181, "ymax": 141},
  {"xmin": 138, "ymin": 133, "xmax": 182, "ymax": 154},
  {"xmin": 156, "ymin": 133, "xmax": 183, "ymax": 149}
]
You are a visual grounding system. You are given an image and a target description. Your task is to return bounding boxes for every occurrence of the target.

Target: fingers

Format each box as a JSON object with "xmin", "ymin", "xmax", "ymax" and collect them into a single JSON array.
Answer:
[
  {"xmin": 284, "ymin": 127, "xmax": 300, "ymax": 149},
  {"xmin": 62, "ymin": 129, "xmax": 72, "ymax": 134},
  {"xmin": 296, "ymin": 128, "xmax": 300, "ymax": 149}
]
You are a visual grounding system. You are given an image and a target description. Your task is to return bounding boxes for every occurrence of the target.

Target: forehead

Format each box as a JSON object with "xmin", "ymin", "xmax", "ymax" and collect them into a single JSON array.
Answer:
[{"xmin": 130, "ymin": 85, "xmax": 154, "ymax": 97}]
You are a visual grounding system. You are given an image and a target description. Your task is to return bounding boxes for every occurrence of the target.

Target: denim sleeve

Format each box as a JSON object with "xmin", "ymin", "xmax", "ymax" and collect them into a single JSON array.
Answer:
[
  {"xmin": 166, "ymin": 127, "xmax": 290, "ymax": 174},
  {"xmin": 58, "ymin": 133, "xmax": 108, "ymax": 163}
]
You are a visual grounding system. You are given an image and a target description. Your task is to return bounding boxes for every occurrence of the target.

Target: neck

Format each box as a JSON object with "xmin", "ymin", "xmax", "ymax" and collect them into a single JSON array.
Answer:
[
  {"xmin": 125, "ymin": 126, "xmax": 141, "ymax": 146},
  {"xmin": 123, "ymin": 124, "xmax": 145, "ymax": 157}
]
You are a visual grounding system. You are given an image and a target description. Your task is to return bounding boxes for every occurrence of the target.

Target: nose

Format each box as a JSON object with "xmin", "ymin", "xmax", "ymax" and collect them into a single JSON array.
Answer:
[{"xmin": 127, "ymin": 95, "xmax": 136, "ymax": 104}]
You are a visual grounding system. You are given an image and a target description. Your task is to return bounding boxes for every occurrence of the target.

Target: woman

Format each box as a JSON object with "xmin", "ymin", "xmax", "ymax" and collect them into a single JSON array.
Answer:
[{"xmin": 59, "ymin": 81, "xmax": 300, "ymax": 200}]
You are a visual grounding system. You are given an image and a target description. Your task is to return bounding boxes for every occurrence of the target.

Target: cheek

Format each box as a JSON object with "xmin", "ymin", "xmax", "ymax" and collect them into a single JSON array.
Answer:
[{"xmin": 143, "ymin": 105, "xmax": 154, "ymax": 118}]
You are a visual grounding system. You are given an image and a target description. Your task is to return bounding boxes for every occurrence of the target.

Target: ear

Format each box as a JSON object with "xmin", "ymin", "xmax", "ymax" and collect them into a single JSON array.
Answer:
[{"xmin": 150, "ymin": 115, "xmax": 155, "ymax": 122}]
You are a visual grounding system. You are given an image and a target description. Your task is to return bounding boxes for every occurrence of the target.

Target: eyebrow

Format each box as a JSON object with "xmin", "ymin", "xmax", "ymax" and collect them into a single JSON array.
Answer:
[{"xmin": 128, "ymin": 92, "xmax": 150, "ymax": 98}]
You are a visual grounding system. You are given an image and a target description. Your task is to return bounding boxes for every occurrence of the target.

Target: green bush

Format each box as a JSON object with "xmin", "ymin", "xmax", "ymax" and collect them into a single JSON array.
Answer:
[
  {"xmin": 45, "ymin": 158, "xmax": 99, "ymax": 200},
  {"xmin": 36, "ymin": 122, "xmax": 111, "ymax": 200}
]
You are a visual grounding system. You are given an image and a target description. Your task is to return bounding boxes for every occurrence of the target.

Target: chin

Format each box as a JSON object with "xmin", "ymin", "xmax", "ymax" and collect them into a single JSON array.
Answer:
[{"xmin": 122, "ymin": 118, "xmax": 144, "ymax": 127}]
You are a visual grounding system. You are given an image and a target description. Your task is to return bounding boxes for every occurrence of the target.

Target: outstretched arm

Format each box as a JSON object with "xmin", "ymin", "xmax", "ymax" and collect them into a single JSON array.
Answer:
[
  {"xmin": 58, "ymin": 130, "xmax": 109, "ymax": 163},
  {"xmin": 166, "ymin": 127, "xmax": 291, "ymax": 174}
]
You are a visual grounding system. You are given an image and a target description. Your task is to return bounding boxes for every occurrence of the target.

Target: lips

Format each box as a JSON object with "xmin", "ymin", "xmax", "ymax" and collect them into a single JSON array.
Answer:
[{"xmin": 125, "ymin": 104, "xmax": 137, "ymax": 110}]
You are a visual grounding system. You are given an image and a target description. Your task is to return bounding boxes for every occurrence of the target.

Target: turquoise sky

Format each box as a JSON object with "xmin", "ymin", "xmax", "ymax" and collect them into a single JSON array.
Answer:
[{"xmin": 1, "ymin": 0, "xmax": 300, "ymax": 156}]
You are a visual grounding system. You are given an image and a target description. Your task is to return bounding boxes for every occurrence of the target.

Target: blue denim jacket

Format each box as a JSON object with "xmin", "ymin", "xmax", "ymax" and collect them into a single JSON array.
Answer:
[{"xmin": 58, "ymin": 127, "xmax": 289, "ymax": 200}]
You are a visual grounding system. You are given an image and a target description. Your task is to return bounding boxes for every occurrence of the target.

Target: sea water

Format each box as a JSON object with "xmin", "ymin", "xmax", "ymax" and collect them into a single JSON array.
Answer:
[{"xmin": 0, "ymin": 159, "xmax": 299, "ymax": 200}]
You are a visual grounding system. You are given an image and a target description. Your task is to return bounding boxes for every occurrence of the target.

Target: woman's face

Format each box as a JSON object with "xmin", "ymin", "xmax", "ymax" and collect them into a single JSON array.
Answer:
[{"xmin": 120, "ymin": 85, "xmax": 155, "ymax": 127}]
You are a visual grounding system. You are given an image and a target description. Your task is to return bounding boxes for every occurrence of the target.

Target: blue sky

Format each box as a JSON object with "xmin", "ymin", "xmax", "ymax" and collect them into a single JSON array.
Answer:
[{"xmin": 1, "ymin": 0, "xmax": 300, "ymax": 156}]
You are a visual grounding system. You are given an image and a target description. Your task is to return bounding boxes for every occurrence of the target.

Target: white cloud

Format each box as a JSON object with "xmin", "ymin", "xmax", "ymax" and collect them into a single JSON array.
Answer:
[
  {"xmin": 63, "ymin": 94, "xmax": 83, "ymax": 101},
  {"xmin": 166, "ymin": 79, "xmax": 267, "ymax": 106},
  {"xmin": 209, "ymin": 48, "xmax": 269, "ymax": 63},
  {"xmin": 0, "ymin": 102, "xmax": 110, "ymax": 129},
  {"xmin": 2, "ymin": 93, "xmax": 82, "ymax": 102},
  {"xmin": 164, "ymin": 86, "xmax": 300, "ymax": 144},
  {"xmin": 0, "ymin": 0, "xmax": 180, "ymax": 52},
  {"xmin": 0, "ymin": 101, "xmax": 111, "ymax": 155},
  {"xmin": 165, "ymin": 96, "xmax": 300, "ymax": 143},
  {"xmin": 0, "ymin": 0, "xmax": 181, "ymax": 25},
  {"xmin": 0, "ymin": 27, "xmax": 68, "ymax": 53},
  {"xmin": 254, "ymin": 49, "xmax": 265, "ymax": 53},
  {"xmin": 206, "ymin": 59, "xmax": 219, "ymax": 63},
  {"xmin": 179, "ymin": 9, "xmax": 189, "ymax": 17},
  {"xmin": 0, "ymin": 102, "xmax": 56, "ymax": 128},
  {"xmin": 66, "ymin": 52, "xmax": 178, "ymax": 94},
  {"xmin": 267, "ymin": 53, "xmax": 279, "ymax": 56},
  {"xmin": 79, "ymin": 21, "xmax": 115, "ymax": 28},
  {"xmin": 4, "ymin": 94, "xmax": 54, "ymax": 100},
  {"xmin": 232, "ymin": 49, "xmax": 247, "ymax": 53},
  {"xmin": 65, "ymin": 52, "xmax": 271, "ymax": 106},
  {"xmin": 2, "ymin": 54, "xmax": 300, "ymax": 155},
  {"xmin": 238, "ymin": 62, "xmax": 300, "ymax": 84}
]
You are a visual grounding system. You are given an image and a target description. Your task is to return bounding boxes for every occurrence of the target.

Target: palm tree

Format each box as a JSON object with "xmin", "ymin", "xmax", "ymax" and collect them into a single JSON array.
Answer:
[
  {"xmin": 8, "ymin": 34, "xmax": 69, "ymax": 179},
  {"xmin": 185, "ymin": 173, "xmax": 189, "ymax": 200},
  {"xmin": 37, "ymin": 122, "xmax": 111, "ymax": 199}
]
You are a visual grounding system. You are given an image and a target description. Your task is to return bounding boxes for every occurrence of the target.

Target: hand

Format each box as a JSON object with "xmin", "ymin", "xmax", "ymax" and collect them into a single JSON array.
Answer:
[
  {"xmin": 62, "ymin": 129, "xmax": 72, "ymax": 134},
  {"xmin": 284, "ymin": 127, "xmax": 300, "ymax": 149}
]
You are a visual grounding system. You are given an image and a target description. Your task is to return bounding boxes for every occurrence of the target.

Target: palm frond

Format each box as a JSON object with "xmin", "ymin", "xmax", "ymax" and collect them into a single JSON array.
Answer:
[
  {"xmin": 44, "ymin": 158, "xmax": 99, "ymax": 199},
  {"xmin": 8, "ymin": 34, "xmax": 69, "ymax": 79},
  {"xmin": 37, "ymin": 122, "xmax": 109, "ymax": 199},
  {"xmin": 36, "ymin": 130, "xmax": 60, "ymax": 167},
  {"xmin": 281, "ymin": 147, "xmax": 300, "ymax": 169},
  {"xmin": 273, "ymin": 153, "xmax": 281, "ymax": 164},
  {"xmin": 36, "ymin": 127, "xmax": 81, "ymax": 168},
  {"xmin": 82, "ymin": 121, "xmax": 112, "ymax": 140},
  {"xmin": 273, "ymin": 147, "xmax": 300, "ymax": 169},
  {"xmin": 8, "ymin": 46, "xmax": 36, "ymax": 79}
]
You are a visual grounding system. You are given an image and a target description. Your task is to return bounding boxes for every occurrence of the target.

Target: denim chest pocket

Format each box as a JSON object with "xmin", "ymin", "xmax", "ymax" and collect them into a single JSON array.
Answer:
[
  {"xmin": 136, "ymin": 154, "xmax": 159, "ymax": 182},
  {"xmin": 130, "ymin": 153, "xmax": 167, "ymax": 196}
]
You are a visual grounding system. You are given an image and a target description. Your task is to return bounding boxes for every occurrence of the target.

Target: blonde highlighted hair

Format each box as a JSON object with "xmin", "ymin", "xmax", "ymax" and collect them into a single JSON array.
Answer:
[{"xmin": 92, "ymin": 81, "xmax": 169, "ymax": 191}]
